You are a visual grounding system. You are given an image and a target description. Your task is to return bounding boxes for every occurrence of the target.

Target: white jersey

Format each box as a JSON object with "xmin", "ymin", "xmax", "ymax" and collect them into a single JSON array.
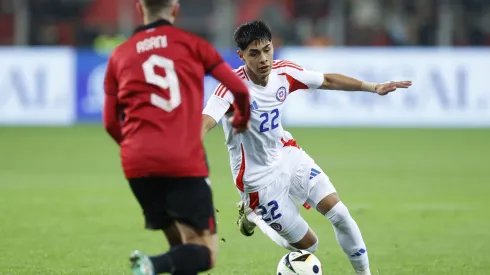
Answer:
[{"xmin": 203, "ymin": 60, "xmax": 323, "ymax": 193}]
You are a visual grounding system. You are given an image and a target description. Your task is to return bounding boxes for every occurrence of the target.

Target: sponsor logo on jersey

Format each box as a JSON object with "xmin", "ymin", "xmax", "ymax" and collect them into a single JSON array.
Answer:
[
  {"xmin": 276, "ymin": 87, "xmax": 287, "ymax": 102},
  {"xmin": 250, "ymin": 101, "xmax": 259, "ymax": 110},
  {"xmin": 270, "ymin": 222, "xmax": 283, "ymax": 232}
]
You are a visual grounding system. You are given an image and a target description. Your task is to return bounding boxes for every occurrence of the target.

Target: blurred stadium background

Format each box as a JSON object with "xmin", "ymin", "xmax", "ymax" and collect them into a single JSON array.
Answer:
[{"xmin": 1, "ymin": 1, "xmax": 489, "ymax": 274}]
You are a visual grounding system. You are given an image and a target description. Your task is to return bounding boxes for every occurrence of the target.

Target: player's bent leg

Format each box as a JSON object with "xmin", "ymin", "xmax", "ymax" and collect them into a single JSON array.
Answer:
[
  {"xmin": 163, "ymin": 222, "xmax": 183, "ymax": 247},
  {"xmin": 244, "ymin": 204, "xmax": 296, "ymax": 251},
  {"xmin": 307, "ymin": 180, "xmax": 371, "ymax": 275},
  {"xmin": 148, "ymin": 222, "xmax": 217, "ymax": 275},
  {"xmin": 289, "ymin": 228, "xmax": 319, "ymax": 253},
  {"xmin": 241, "ymin": 178, "xmax": 317, "ymax": 252},
  {"xmin": 253, "ymin": 211, "xmax": 318, "ymax": 253},
  {"xmin": 272, "ymin": 206, "xmax": 319, "ymax": 253},
  {"xmin": 129, "ymin": 223, "xmax": 183, "ymax": 275},
  {"xmin": 133, "ymin": 177, "xmax": 217, "ymax": 275},
  {"xmin": 176, "ymin": 221, "xmax": 218, "ymax": 269},
  {"xmin": 314, "ymin": 192, "xmax": 340, "ymax": 215}
]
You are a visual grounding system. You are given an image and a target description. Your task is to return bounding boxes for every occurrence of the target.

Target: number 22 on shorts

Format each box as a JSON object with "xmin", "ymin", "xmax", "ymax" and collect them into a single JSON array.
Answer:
[{"xmin": 258, "ymin": 200, "xmax": 282, "ymax": 222}]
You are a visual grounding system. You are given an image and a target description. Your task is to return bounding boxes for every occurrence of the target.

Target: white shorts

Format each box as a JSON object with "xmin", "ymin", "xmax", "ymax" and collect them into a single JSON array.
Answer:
[{"xmin": 238, "ymin": 146, "xmax": 336, "ymax": 243}]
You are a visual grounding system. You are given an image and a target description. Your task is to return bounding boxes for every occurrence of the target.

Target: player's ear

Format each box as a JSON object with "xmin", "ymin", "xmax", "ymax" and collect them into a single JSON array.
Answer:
[
  {"xmin": 237, "ymin": 50, "xmax": 245, "ymax": 62},
  {"xmin": 171, "ymin": 3, "xmax": 180, "ymax": 18},
  {"xmin": 136, "ymin": 2, "xmax": 144, "ymax": 18}
]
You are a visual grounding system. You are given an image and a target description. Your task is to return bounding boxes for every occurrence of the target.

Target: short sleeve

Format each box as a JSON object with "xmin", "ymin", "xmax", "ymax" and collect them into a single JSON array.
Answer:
[
  {"xmin": 202, "ymin": 83, "xmax": 235, "ymax": 123},
  {"xmin": 197, "ymin": 39, "xmax": 224, "ymax": 74},
  {"xmin": 274, "ymin": 60, "xmax": 324, "ymax": 93}
]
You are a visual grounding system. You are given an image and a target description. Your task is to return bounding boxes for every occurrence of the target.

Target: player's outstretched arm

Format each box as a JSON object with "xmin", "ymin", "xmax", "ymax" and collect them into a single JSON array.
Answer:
[{"xmin": 320, "ymin": 74, "xmax": 412, "ymax": 96}]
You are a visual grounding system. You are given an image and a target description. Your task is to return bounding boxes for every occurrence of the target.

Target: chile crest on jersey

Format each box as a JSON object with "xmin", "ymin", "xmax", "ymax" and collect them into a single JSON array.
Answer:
[{"xmin": 276, "ymin": 87, "xmax": 287, "ymax": 102}]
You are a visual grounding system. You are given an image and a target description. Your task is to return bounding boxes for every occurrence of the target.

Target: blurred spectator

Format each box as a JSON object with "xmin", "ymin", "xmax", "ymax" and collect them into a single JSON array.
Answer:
[
  {"xmin": 176, "ymin": 0, "xmax": 214, "ymax": 40},
  {"xmin": 0, "ymin": 0, "xmax": 14, "ymax": 44},
  {"xmin": 93, "ymin": 25, "xmax": 126, "ymax": 54},
  {"xmin": 1, "ymin": 0, "xmax": 490, "ymax": 47},
  {"xmin": 291, "ymin": 0, "xmax": 330, "ymax": 45},
  {"xmin": 304, "ymin": 35, "xmax": 333, "ymax": 47},
  {"xmin": 385, "ymin": 0, "xmax": 411, "ymax": 45},
  {"xmin": 259, "ymin": 0, "xmax": 292, "ymax": 45},
  {"xmin": 28, "ymin": 0, "xmax": 91, "ymax": 45}
]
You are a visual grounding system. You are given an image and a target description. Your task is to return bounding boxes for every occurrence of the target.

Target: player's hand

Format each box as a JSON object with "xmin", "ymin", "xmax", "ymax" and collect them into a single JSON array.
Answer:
[
  {"xmin": 228, "ymin": 116, "xmax": 250, "ymax": 135},
  {"xmin": 375, "ymin": 81, "xmax": 412, "ymax": 96}
]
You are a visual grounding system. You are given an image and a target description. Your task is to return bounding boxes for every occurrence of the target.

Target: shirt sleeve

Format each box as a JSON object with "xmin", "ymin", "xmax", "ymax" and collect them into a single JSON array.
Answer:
[
  {"xmin": 197, "ymin": 38, "xmax": 225, "ymax": 74},
  {"xmin": 202, "ymin": 83, "xmax": 234, "ymax": 124},
  {"xmin": 275, "ymin": 60, "xmax": 324, "ymax": 93},
  {"xmin": 104, "ymin": 55, "xmax": 119, "ymax": 96},
  {"xmin": 103, "ymin": 56, "xmax": 122, "ymax": 144},
  {"xmin": 209, "ymin": 62, "xmax": 250, "ymax": 126}
]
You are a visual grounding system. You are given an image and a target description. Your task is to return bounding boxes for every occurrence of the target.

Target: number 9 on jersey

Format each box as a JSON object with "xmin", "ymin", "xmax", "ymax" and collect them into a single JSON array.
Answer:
[{"xmin": 143, "ymin": 54, "xmax": 181, "ymax": 112}]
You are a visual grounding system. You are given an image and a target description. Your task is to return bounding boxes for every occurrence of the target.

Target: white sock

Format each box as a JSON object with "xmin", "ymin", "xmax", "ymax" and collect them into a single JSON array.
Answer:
[
  {"xmin": 326, "ymin": 202, "xmax": 370, "ymax": 274},
  {"xmin": 248, "ymin": 211, "xmax": 295, "ymax": 251}
]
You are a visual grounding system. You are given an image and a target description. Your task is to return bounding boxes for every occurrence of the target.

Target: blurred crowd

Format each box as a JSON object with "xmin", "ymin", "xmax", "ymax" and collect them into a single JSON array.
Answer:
[{"xmin": 1, "ymin": 0, "xmax": 490, "ymax": 50}]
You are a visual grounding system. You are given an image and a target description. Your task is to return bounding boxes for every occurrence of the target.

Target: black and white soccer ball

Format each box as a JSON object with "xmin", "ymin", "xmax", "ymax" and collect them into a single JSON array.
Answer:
[{"xmin": 276, "ymin": 250, "xmax": 322, "ymax": 275}]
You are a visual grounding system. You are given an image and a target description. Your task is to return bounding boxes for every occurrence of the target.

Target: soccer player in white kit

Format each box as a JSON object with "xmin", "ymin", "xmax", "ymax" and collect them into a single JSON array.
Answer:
[{"xmin": 202, "ymin": 21, "xmax": 412, "ymax": 275}]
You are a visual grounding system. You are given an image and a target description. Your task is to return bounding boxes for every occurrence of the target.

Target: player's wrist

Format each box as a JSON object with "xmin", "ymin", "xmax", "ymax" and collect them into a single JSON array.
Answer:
[
  {"xmin": 231, "ymin": 114, "xmax": 248, "ymax": 128},
  {"xmin": 361, "ymin": 82, "xmax": 378, "ymax": 93}
]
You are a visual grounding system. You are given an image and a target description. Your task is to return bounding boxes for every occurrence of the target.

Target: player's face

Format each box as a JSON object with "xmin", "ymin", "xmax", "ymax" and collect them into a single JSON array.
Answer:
[{"xmin": 239, "ymin": 40, "xmax": 274, "ymax": 78}]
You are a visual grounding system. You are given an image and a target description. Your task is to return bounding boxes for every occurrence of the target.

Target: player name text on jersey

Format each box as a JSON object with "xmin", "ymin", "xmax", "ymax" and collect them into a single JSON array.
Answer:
[{"xmin": 136, "ymin": 35, "xmax": 168, "ymax": 54}]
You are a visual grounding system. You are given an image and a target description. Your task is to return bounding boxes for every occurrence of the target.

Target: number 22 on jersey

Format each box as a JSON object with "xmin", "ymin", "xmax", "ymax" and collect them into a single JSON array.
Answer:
[
  {"xmin": 142, "ymin": 54, "xmax": 181, "ymax": 112},
  {"xmin": 259, "ymin": 108, "xmax": 280, "ymax": 133}
]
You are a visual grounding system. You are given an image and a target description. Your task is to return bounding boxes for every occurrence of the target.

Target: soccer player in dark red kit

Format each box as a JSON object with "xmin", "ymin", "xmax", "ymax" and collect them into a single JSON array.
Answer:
[{"xmin": 102, "ymin": 0, "xmax": 251, "ymax": 274}]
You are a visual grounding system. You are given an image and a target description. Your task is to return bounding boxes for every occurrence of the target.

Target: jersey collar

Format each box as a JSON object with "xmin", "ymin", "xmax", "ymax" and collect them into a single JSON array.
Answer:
[
  {"xmin": 133, "ymin": 19, "xmax": 172, "ymax": 35},
  {"xmin": 241, "ymin": 67, "xmax": 251, "ymax": 82},
  {"xmin": 242, "ymin": 66, "xmax": 272, "ymax": 90}
]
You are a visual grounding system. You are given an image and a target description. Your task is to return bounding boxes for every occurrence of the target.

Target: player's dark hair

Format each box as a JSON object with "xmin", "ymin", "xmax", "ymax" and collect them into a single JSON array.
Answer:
[
  {"xmin": 233, "ymin": 20, "xmax": 272, "ymax": 51},
  {"xmin": 141, "ymin": 0, "xmax": 175, "ymax": 13}
]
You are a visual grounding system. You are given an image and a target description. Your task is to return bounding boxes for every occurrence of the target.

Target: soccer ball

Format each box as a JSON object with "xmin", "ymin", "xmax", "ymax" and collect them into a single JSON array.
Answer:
[{"xmin": 276, "ymin": 250, "xmax": 322, "ymax": 275}]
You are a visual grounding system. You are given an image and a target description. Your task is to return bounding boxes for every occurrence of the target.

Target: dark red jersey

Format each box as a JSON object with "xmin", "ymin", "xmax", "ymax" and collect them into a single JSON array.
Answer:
[{"xmin": 103, "ymin": 19, "xmax": 250, "ymax": 179}]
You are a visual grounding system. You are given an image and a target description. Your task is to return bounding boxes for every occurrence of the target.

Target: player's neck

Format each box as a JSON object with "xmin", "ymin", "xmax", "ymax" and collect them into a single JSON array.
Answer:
[
  {"xmin": 246, "ymin": 66, "xmax": 269, "ymax": 87},
  {"xmin": 144, "ymin": 14, "xmax": 175, "ymax": 25}
]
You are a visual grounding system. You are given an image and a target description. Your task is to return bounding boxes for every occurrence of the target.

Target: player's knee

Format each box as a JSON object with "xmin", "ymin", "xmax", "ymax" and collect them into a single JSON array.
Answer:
[
  {"xmin": 182, "ymin": 236, "xmax": 217, "ymax": 270},
  {"xmin": 191, "ymin": 244, "xmax": 215, "ymax": 271},
  {"xmin": 325, "ymin": 201, "xmax": 351, "ymax": 225},
  {"xmin": 163, "ymin": 226, "xmax": 183, "ymax": 247},
  {"xmin": 312, "ymin": 186, "xmax": 339, "ymax": 215},
  {"xmin": 200, "ymin": 245, "xmax": 216, "ymax": 270},
  {"xmin": 292, "ymin": 229, "xmax": 318, "ymax": 251},
  {"xmin": 305, "ymin": 239, "xmax": 319, "ymax": 253}
]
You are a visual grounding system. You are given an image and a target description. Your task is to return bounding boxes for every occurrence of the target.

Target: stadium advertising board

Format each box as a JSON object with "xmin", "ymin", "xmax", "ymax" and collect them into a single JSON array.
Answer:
[
  {"xmin": 280, "ymin": 48, "xmax": 490, "ymax": 127},
  {"xmin": 2, "ymin": 47, "xmax": 487, "ymax": 127},
  {"xmin": 0, "ymin": 48, "xmax": 75, "ymax": 125},
  {"xmin": 76, "ymin": 50, "xmax": 109, "ymax": 122}
]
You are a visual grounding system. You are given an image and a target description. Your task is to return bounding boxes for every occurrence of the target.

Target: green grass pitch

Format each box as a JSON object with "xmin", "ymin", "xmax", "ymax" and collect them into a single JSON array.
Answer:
[{"xmin": 0, "ymin": 126, "xmax": 489, "ymax": 275}]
